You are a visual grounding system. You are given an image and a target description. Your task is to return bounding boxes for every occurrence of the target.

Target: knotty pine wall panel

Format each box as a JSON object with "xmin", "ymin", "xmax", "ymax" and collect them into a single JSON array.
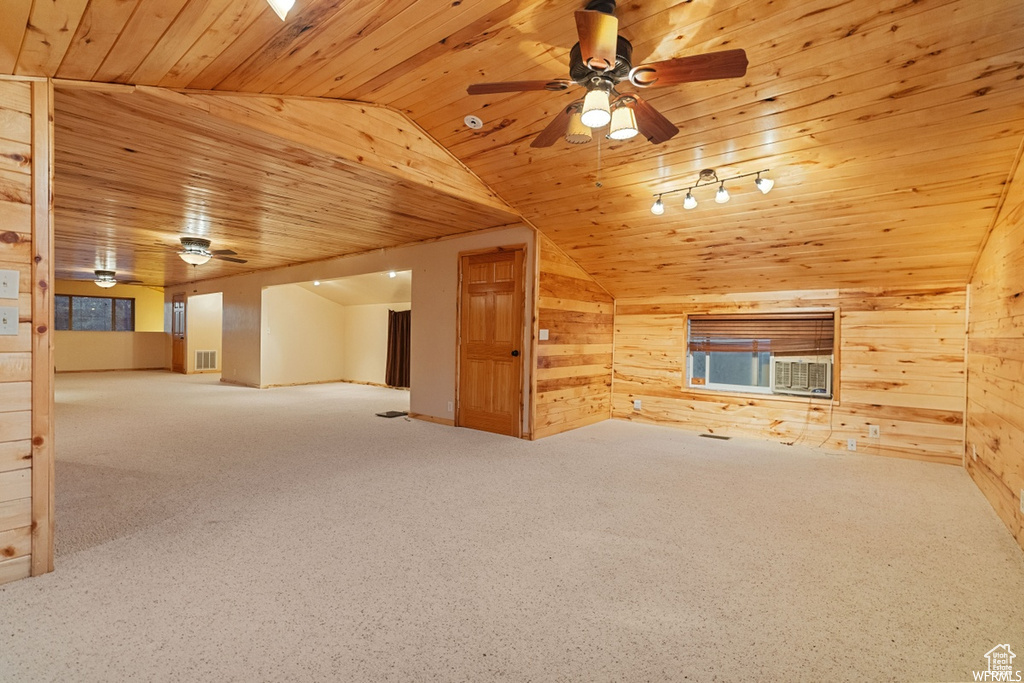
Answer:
[
  {"xmin": 966, "ymin": 146, "xmax": 1024, "ymax": 553},
  {"xmin": 533, "ymin": 235, "xmax": 613, "ymax": 439},
  {"xmin": 0, "ymin": 77, "xmax": 53, "ymax": 585},
  {"xmin": 613, "ymin": 287, "xmax": 965, "ymax": 465}
]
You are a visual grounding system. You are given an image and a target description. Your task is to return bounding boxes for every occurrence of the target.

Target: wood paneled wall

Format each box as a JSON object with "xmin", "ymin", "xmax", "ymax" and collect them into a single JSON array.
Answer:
[
  {"xmin": 533, "ymin": 235, "xmax": 613, "ymax": 439},
  {"xmin": 966, "ymin": 142, "xmax": 1024, "ymax": 552},
  {"xmin": 0, "ymin": 77, "xmax": 54, "ymax": 585},
  {"xmin": 613, "ymin": 287, "xmax": 965, "ymax": 465}
]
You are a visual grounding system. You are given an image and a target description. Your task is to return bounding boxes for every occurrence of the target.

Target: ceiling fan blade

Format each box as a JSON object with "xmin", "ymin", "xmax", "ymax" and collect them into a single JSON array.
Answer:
[
  {"xmin": 211, "ymin": 249, "xmax": 237, "ymax": 256},
  {"xmin": 530, "ymin": 104, "xmax": 577, "ymax": 148},
  {"xmin": 467, "ymin": 80, "xmax": 573, "ymax": 95},
  {"xmin": 575, "ymin": 10, "xmax": 619, "ymax": 72},
  {"xmin": 629, "ymin": 49, "xmax": 748, "ymax": 88},
  {"xmin": 214, "ymin": 255, "xmax": 248, "ymax": 264},
  {"xmin": 626, "ymin": 96, "xmax": 679, "ymax": 145}
]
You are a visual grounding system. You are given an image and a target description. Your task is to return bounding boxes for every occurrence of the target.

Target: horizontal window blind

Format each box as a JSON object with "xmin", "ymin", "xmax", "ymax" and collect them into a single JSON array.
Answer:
[{"xmin": 688, "ymin": 313, "xmax": 834, "ymax": 355}]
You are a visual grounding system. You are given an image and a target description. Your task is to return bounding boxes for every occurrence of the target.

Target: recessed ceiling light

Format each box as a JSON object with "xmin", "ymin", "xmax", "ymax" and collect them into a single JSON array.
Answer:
[{"xmin": 464, "ymin": 115, "xmax": 483, "ymax": 130}]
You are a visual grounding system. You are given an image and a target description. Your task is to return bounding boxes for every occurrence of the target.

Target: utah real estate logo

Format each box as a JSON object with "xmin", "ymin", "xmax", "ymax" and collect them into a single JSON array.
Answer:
[{"xmin": 974, "ymin": 644, "xmax": 1021, "ymax": 682}]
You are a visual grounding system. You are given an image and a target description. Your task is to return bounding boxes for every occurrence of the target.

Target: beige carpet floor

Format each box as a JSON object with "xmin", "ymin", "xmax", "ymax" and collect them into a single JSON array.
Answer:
[{"xmin": 1, "ymin": 371, "xmax": 1022, "ymax": 682}]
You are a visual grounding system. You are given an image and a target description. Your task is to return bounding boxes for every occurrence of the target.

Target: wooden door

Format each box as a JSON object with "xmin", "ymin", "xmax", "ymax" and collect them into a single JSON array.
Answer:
[
  {"xmin": 458, "ymin": 249, "xmax": 525, "ymax": 437},
  {"xmin": 172, "ymin": 293, "xmax": 186, "ymax": 373}
]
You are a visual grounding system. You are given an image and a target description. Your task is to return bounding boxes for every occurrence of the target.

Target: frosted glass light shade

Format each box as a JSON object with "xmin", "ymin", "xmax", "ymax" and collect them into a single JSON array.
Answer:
[
  {"xmin": 94, "ymin": 278, "xmax": 116, "ymax": 288},
  {"xmin": 651, "ymin": 198, "xmax": 665, "ymax": 215},
  {"xmin": 683, "ymin": 192, "xmax": 697, "ymax": 210},
  {"xmin": 267, "ymin": 0, "xmax": 295, "ymax": 20},
  {"xmin": 755, "ymin": 176, "xmax": 775, "ymax": 194},
  {"xmin": 715, "ymin": 185, "xmax": 730, "ymax": 204},
  {"xmin": 179, "ymin": 250, "xmax": 212, "ymax": 266},
  {"xmin": 564, "ymin": 111, "xmax": 592, "ymax": 145},
  {"xmin": 607, "ymin": 106, "xmax": 638, "ymax": 140},
  {"xmin": 580, "ymin": 89, "xmax": 611, "ymax": 129}
]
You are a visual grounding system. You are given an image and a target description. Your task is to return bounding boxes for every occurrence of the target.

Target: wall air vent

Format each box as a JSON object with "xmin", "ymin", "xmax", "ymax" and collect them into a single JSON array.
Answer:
[
  {"xmin": 195, "ymin": 350, "xmax": 218, "ymax": 371},
  {"xmin": 770, "ymin": 357, "xmax": 832, "ymax": 398}
]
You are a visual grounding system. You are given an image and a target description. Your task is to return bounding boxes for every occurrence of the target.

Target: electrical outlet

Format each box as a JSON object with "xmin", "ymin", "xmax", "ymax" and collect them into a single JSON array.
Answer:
[
  {"xmin": 633, "ymin": 399, "xmax": 642, "ymax": 411},
  {"xmin": 847, "ymin": 438, "xmax": 857, "ymax": 452},
  {"xmin": 447, "ymin": 401, "xmax": 453, "ymax": 413},
  {"xmin": 868, "ymin": 425, "xmax": 880, "ymax": 438}
]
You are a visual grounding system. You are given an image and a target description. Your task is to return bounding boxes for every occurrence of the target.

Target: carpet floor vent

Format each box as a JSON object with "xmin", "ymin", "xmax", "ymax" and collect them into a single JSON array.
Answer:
[
  {"xmin": 376, "ymin": 411, "xmax": 408, "ymax": 418},
  {"xmin": 699, "ymin": 433, "xmax": 732, "ymax": 440}
]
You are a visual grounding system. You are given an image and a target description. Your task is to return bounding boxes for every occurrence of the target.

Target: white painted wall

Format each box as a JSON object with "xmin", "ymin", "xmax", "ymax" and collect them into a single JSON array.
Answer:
[
  {"xmin": 166, "ymin": 225, "xmax": 536, "ymax": 429},
  {"xmin": 262, "ymin": 284, "xmax": 347, "ymax": 387},
  {"xmin": 343, "ymin": 302, "xmax": 411, "ymax": 385},
  {"xmin": 186, "ymin": 292, "xmax": 223, "ymax": 373}
]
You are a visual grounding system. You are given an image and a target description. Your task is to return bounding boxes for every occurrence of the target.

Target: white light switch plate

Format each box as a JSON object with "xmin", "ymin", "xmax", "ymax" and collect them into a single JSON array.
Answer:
[
  {"xmin": 868, "ymin": 425, "xmax": 880, "ymax": 438},
  {"xmin": 0, "ymin": 270, "xmax": 17, "ymax": 299},
  {"xmin": 633, "ymin": 399, "xmax": 641, "ymax": 411},
  {"xmin": 0, "ymin": 306, "xmax": 18, "ymax": 335},
  {"xmin": 539, "ymin": 329, "xmax": 549, "ymax": 341}
]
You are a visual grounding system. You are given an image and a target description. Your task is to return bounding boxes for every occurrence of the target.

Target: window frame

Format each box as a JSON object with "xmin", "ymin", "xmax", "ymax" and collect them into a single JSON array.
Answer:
[
  {"xmin": 55, "ymin": 294, "xmax": 136, "ymax": 332},
  {"xmin": 685, "ymin": 310, "xmax": 840, "ymax": 401}
]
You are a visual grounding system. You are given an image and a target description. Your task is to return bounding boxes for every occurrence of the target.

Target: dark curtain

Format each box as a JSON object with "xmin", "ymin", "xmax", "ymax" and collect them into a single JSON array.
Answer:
[{"xmin": 385, "ymin": 309, "xmax": 411, "ymax": 388}]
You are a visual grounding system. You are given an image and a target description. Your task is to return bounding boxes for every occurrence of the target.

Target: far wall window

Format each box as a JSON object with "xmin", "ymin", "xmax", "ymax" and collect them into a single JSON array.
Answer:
[
  {"xmin": 687, "ymin": 312, "xmax": 835, "ymax": 397},
  {"xmin": 55, "ymin": 295, "xmax": 135, "ymax": 331}
]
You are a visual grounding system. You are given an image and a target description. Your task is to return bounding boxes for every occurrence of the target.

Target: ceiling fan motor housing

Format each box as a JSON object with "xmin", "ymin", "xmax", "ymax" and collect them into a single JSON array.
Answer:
[{"xmin": 569, "ymin": 36, "xmax": 633, "ymax": 84}]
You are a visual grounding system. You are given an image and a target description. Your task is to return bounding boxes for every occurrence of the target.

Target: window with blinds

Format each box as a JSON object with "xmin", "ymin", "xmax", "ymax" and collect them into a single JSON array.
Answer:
[{"xmin": 687, "ymin": 312, "xmax": 834, "ymax": 396}]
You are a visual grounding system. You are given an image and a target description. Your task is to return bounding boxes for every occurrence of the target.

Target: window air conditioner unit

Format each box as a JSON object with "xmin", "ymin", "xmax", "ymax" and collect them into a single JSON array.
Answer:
[{"xmin": 770, "ymin": 357, "xmax": 832, "ymax": 398}]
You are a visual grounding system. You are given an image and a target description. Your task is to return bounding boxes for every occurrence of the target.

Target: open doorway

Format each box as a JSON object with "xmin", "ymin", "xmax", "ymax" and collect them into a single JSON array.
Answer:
[{"xmin": 261, "ymin": 271, "xmax": 412, "ymax": 389}]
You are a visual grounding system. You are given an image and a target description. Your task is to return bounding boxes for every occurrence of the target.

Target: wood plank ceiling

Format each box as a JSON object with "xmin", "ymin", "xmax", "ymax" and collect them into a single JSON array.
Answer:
[{"xmin": 4, "ymin": 0, "xmax": 1023, "ymax": 295}]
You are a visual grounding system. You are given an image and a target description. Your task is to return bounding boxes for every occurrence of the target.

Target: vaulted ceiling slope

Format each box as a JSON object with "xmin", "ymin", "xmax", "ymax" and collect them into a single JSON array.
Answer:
[
  {"xmin": 53, "ymin": 86, "xmax": 519, "ymax": 286},
  {"xmin": 6, "ymin": 0, "xmax": 1024, "ymax": 295}
]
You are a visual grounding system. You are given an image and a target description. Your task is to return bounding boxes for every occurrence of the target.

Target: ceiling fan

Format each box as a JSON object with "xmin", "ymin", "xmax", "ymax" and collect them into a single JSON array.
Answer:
[
  {"xmin": 466, "ymin": 0, "xmax": 748, "ymax": 147},
  {"xmin": 178, "ymin": 237, "xmax": 248, "ymax": 266},
  {"xmin": 92, "ymin": 269, "xmax": 142, "ymax": 288}
]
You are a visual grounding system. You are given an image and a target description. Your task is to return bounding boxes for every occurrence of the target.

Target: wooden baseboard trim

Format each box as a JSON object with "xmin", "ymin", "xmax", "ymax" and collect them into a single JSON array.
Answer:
[
  {"xmin": 219, "ymin": 378, "xmax": 260, "ymax": 388},
  {"xmin": 56, "ymin": 367, "xmax": 167, "ymax": 373},
  {"xmin": 409, "ymin": 412, "xmax": 455, "ymax": 427}
]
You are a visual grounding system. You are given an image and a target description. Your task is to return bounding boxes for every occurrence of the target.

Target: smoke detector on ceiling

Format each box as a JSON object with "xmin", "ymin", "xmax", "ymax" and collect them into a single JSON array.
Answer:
[{"xmin": 464, "ymin": 115, "xmax": 484, "ymax": 130}]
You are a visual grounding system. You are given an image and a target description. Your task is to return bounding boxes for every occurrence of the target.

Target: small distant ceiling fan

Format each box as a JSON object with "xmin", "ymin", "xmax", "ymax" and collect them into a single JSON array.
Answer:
[
  {"xmin": 466, "ymin": 0, "xmax": 748, "ymax": 147},
  {"xmin": 93, "ymin": 269, "xmax": 142, "ymax": 288},
  {"xmin": 178, "ymin": 237, "xmax": 248, "ymax": 266}
]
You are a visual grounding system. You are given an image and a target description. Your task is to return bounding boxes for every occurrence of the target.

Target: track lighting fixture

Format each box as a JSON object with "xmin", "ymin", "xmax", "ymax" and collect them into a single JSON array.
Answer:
[
  {"xmin": 651, "ymin": 168, "xmax": 773, "ymax": 214},
  {"xmin": 266, "ymin": 0, "xmax": 295, "ymax": 21}
]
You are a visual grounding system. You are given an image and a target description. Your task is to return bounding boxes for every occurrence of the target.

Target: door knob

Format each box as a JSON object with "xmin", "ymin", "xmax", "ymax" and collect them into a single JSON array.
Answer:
[{"xmin": 511, "ymin": 350, "xmax": 520, "ymax": 357}]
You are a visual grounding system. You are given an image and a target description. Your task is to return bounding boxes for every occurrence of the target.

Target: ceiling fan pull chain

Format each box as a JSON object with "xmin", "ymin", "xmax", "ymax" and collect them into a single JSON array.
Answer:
[{"xmin": 595, "ymin": 133, "xmax": 603, "ymax": 188}]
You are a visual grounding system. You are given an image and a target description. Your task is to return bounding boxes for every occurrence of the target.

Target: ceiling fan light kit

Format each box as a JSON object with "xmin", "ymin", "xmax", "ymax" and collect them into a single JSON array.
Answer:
[
  {"xmin": 93, "ymin": 270, "xmax": 117, "ymax": 288},
  {"xmin": 608, "ymin": 104, "xmax": 639, "ymax": 140},
  {"xmin": 179, "ymin": 237, "xmax": 213, "ymax": 266},
  {"xmin": 466, "ymin": 0, "xmax": 748, "ymax": 149},
  {"xmin": 581, "ymin": 84, "xmax": 612, "ymax": 128},
  {"xmin": 564, "ymin": 110, "xmax": 593, "ymax": 144},
  {"xmin": 652, "ymin": 169, "xmax": 773, "ymax": 215}
]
